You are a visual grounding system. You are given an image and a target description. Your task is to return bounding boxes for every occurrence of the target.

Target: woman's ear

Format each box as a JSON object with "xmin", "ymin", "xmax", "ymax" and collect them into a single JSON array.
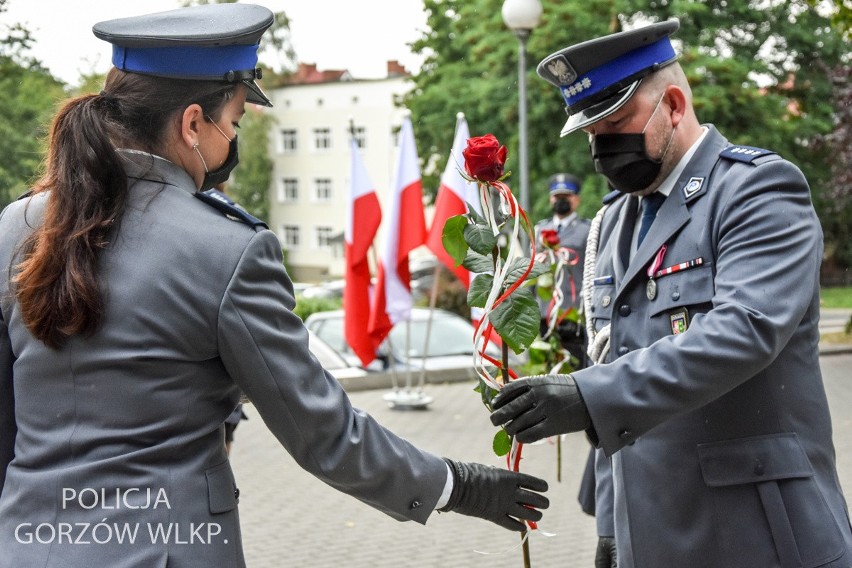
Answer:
[{"xmin": 180, "ymin": 104, "xmax": 205, "ymax": 148}]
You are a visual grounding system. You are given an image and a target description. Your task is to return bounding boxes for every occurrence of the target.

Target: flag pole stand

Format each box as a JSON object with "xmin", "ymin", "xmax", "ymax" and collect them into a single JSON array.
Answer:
[
  {"xmin": 383, "ymin": 321, "xmax": 433, "ymax": 409},
  {"xmin": 384, "ymin": 309, "xmax": 433, "ymax": 410}
]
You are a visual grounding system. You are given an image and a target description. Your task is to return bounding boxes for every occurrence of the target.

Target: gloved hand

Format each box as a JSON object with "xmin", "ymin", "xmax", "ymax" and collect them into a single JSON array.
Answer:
[
  {"xmin": 489, "ymin": 374, "xmax": 591, "ymax": 444},
  {"xmin": 439, "ymin": 459, "xmax": 548, "ymax": 531},
  {"xmin": 595, "ymin": 536, "xmax": 618, "ymax": 568}
]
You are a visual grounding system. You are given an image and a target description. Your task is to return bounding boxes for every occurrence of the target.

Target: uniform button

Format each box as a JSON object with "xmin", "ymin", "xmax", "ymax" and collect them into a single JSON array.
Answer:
[
  {"xmin": 619, "ymin": 430, "xmax": 632, "ymax": 440},
  {"xmin": 619, "ymin": 305, "xmax": 631, "ymax": 317},
  {"xmin": 754, "ymin": 460, "xmax": 765, "ymax": 476},
  {"xmin": 410, "ymin": 500, "xmax": 422, "ymax": 510},
  {"xmin": 617, "ymin": 346, "xmax": 629, "ymax": 356},
  {"xmin": 672, "ymin": 291, "xmax": 681, "ymax": 301},
  {"xmin": 234, "ymin": 488, "xmax": 240, "ymax": 500}
]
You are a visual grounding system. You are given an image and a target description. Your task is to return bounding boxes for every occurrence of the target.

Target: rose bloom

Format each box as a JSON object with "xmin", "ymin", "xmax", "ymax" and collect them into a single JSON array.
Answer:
[
  {"xmin": 463, "ymin": 134, "xmax": 507, "ymax": 182},
  {"xmin": 540, "ymin": 228, "xmax": 560, "ymax": 248}
]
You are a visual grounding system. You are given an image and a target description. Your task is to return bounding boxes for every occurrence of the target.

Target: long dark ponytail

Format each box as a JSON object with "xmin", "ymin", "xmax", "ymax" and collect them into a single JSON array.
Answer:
[{"xmin": 14, "ymin": 69, "xmax": 235, "ymax": 348}]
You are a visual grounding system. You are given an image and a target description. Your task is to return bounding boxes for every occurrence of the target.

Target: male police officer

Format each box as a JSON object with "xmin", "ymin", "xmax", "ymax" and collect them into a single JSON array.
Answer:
[
  {"xmin": 490, "ymin": 19, "xmax": 852, "ymax": 567},
  {"xmin": 534, "ymin": 174, "xmax": 590, "ymax": 364}
]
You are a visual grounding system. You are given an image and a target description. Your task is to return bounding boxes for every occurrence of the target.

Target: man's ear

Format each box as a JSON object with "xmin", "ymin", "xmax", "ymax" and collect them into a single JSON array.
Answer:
[
  {"xmin": 665, "ymin": 85, "xmax": 688, "ymax": 129},
  {"xmin": 180, "ymin": 104, "xmax": 205, "ymax": 148}
]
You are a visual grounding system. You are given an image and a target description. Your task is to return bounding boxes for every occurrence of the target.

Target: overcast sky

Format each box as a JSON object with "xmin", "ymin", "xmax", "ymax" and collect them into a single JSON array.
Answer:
[{"xmin": 1, "ymin": 0, "xmax": 428, "ymax": 85}]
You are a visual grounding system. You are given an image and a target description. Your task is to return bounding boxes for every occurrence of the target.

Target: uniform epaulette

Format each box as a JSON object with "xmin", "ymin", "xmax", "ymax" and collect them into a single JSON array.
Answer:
[
  {"xmin": 602, "ymin": 189, "xmax": 625, "ymax": 205},
  {"xmin": 194, "ymin": 189, "xmax": 268, "ymax": 230},
  {"xmin": 719, "ymin": 145, "xmax": 776, "ymax": 164}
]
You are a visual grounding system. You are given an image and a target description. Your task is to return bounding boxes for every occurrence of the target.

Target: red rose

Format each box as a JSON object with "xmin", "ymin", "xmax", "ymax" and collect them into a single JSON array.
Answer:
[
  {"xmin": 463, "ymin": 134, "xmax": 507, "ymax": 182},
  {"xmin": 540, "ymin": 228, "xmax": 560, "ymax": 248}
]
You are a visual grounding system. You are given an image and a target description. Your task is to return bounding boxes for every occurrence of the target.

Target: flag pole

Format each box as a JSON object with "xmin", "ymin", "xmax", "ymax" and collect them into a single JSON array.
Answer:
[{"xmin": 417, "ymin": 262, "xmax": 441, "ymax": 390}]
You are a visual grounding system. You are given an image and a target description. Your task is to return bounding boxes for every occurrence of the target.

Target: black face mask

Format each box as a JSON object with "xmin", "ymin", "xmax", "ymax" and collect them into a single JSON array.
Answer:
[
  {"xmin": 200, "ymin": 135, "xmax": 239, "ymax": 191},
  {"xmin": 589, "ymin": 93, "xmax": 673, "ymax": 193},
  {"xmin": 590, "ymin": 133, "xmax": 661, "ymax": 193},
  {"xmin": 552, "ymin": 199, "xmax": 572, "ymax": 215}
]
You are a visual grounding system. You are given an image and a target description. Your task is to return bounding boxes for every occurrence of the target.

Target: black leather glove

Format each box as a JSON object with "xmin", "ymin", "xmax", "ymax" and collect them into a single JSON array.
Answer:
[
  {"xmin": 439, "ymin": 459, "xmax": 549, "ymax": 531},
  {"xmin": 595, "ymin": 536, "xmax": 617, "ymax": 568},
  {"xmin": 489, "ymin": 374, "xmax": 591, "ymax": 444}
]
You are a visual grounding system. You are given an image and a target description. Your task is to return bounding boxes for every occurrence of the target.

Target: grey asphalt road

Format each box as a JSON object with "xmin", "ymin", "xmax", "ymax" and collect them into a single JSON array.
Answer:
[{"xmin": 230, "ymin": 352, "xmax": 852, "ymax": 568}]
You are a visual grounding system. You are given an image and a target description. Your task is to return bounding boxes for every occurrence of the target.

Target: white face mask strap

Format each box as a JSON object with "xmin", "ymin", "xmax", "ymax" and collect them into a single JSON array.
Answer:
[
  {"xmin": 642, "ymin": 91, "xmax": 677, "ymax": 161},
  {"xmin": 206, "ymin": 115, "xmax": 233, "ymax": 142},
  {"xmin": 193, "ymin": 142, "xmax": 209, "ymax": 173},
  {"xmin": 641, "ymin": 92, "xmax": 667, "ymax": 135}
]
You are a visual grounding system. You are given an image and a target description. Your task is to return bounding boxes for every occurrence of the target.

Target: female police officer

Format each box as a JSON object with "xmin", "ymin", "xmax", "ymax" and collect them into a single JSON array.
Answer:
[{"xmin": 0, "ymin": 5, "xmax": 547, "ymax": 567}]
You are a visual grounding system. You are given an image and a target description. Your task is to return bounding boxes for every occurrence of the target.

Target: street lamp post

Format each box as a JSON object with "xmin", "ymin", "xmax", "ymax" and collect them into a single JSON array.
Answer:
[{"xmin": 502, "ymin": 0, "xmax": 542, "ymax": 216}]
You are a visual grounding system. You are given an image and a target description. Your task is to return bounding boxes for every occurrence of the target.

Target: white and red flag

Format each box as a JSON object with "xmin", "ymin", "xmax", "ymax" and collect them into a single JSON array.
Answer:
[
  {"xmin": 425, "ymin": 113, "xmax": 480, "ymax": 288},
  {"xmin": 425, "ymin": 114, "xmax": 493, "ymax": 340},
  {"xmin": 368, "ymin": 114, "xmax": 427, "ymax": 346},
  {"xmin": 344, "ymin": 137, "xmax": 382, "ymax": 366}
]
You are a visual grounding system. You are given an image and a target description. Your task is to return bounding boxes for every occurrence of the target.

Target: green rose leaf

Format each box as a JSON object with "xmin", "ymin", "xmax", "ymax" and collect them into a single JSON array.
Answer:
[
  {"xmin": 475, "ymin": 378, "xmax": 499, "ymax": 410},
  {"xmin": 489, "ymin": 287, "xmax": 540, "ymax": 353},
  {"xmin": 464, "ymin": 223, "xmax": 498, "ymax": 256},
  {"xmin": 462, "ymin": 251, "xmax": 494, "ymax": 274},
  {"xmin": 505, "ymin": 257, "xmax": 548, "ymax": 286},
  {"xmin": 467, "ymin": 274, "xmax": 494, "ymax": 308},
  {"xmin": 442, "ymin": 215, "xmax": 470, "ymax": 267},
  {"xmin": 493, "ymin": 429, "xmax": 512, "ymax": 457},
  {"xmin": 465, "ymin": 201, "xmax": 486, "ymax": 224}
]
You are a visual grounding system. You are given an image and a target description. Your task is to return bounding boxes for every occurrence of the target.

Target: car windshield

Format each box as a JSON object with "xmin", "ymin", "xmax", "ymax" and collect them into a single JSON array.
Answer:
[{"xmin": 388, "ymin": 314, "xmax": 475, "ymax": 358}]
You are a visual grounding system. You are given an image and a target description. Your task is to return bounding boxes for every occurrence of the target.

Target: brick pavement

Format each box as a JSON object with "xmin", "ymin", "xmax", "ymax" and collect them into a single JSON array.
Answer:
[{"xmin": 230, "ymin": 353, "xmax": 852, "ymax": 567}]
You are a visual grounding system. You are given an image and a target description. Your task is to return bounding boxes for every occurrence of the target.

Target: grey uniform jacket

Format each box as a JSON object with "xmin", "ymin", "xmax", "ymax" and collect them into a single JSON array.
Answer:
[
  {"xmin": 577, "ymin": 126, "xmax": 852, "ymax": 567},
  {"xmin": 533, "ymin": 215, "xmax": 591, "ymax": 315},
  {"xmin": 0, "ymin": 152, "xmax": 447, "ymax": 568}
]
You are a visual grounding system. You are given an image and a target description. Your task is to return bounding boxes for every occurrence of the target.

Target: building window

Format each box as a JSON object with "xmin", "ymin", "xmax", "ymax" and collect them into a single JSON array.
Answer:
[
  {"xmin": 279, "ymin": 129, "xmax": 297, "ymax": 153},
  {"xmin": 277, "ymin": 178, "xmax": 299, "ymax": 203},
  {"xmin": 313, "ymin": 178, "xmax": 332, "ymax": 202},
  {"xmin": 313, "ymin": 127, "xmax": 332, "ymax": 151},
  {"xmin": 281, "ymin": 225, "xmax": 300, "ymax": 248},
  {"xmin": 315, "ymin": 226, "xmax": 334, "ymax": 248},
  {"xmin": 352, "ymin": 126, "xmax": 367, "ymax": 149}
]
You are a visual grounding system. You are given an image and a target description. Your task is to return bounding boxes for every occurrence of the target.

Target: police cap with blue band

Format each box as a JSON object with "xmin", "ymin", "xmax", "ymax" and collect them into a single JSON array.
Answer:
[
  {"xmin": 548, "ymin": 173, "xmax": 581, "ymax": 196},
  {"xmin": 537, "ymin": 19, "xmax": 680, "ymax": 136},
  {"xmin": 93, "ymin": 3, "xmax": 274, "ymax": 107}
]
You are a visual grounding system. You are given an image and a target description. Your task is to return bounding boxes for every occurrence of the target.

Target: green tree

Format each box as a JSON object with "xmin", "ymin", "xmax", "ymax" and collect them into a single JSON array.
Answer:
[
  {"xmin": 228, "ymin": 108, "xmax": 274, "ymax": 222},
  {"xmin": 0, "ymin": 0, "xmax": 67, "ymax": 208},
  {"xmin": 405, "ymin": 0, "xmax": 849, "ymax": 267}
]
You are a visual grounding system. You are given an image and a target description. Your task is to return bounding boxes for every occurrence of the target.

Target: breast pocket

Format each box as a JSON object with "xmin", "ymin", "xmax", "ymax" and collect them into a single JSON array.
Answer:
[
  {"xmin": 589, "ymin": 282, "xmax": 614, "ymax": 334},
  {"xmin": 698, "ymin": 433, "xmax": 844, "ymax": 567},
  {"xmin": 649, "ymin": 264, "xmax": 714, "ymax": 336}
]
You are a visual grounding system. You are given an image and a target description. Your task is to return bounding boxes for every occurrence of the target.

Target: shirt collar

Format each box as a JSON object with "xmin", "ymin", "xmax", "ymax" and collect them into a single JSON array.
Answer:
[
  {"xmin": 552, "ymin": 212, "xmax": 577, "ymax": 226},
  {"xmin": 654, "ymin": 126, "xmax": 709, "ymax": 197}
]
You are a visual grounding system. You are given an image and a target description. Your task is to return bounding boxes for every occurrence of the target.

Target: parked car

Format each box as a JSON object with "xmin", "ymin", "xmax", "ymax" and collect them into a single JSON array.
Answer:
[
  {"xmin": 306, "ymin": 329, "xmax": 366, "ymax": 382},
  {"xmin": 304, "ymin": 307, "xmax": 523, "ymax": 384},
  {"xmin": 299, "ymin": 279, "xmax": 345, "ymax": 299}
]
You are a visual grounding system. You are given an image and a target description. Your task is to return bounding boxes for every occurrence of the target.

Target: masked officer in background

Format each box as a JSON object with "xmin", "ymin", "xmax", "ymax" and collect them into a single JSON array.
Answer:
[
  {"xmin": 534, "ymin": 174, "xmax": 591, "ymax": 366},
  {"xmin": 490, "ymin": 18, "xmax": 852, "ymax": 568},
  {"xmin": 0, "ymin": 5, "xmax": 549, "ymax": 567}
]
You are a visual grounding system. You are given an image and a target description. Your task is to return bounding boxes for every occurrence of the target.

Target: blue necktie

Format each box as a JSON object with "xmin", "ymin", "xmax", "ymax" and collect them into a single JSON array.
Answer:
[{"xmin": 637, "ymin": 192, "xmax": 665, "ymax": 246}]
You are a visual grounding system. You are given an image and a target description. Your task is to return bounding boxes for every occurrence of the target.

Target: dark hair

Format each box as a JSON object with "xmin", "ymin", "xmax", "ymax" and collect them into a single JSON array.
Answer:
[{"xmin": 13, "ymin": 68, "xmax": 236, "ymax": 348}]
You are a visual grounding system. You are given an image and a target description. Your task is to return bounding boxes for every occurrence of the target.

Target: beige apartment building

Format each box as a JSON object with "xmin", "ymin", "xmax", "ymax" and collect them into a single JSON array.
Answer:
[{"xmin": 266, "ymin": 62, "xmax": 413, "ymax": 283}]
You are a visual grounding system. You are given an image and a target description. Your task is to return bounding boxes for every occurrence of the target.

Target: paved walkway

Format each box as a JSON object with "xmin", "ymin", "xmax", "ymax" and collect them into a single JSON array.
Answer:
[{"xmin": 230, "ymin": 353, "xmax": 852, "ymax": 567}]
